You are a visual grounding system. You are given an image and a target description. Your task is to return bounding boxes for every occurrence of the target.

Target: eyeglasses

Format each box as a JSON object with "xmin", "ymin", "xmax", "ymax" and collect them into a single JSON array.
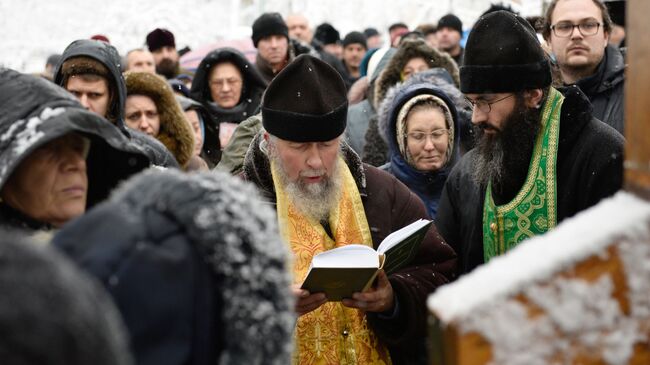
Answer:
[
  {"xmin": 209, "ymin": 78, "xmax": 242, "ymax": 90},
  {"xmin": 465, "ymin": 94, "xmax": 514, "ymax": 114},
  {"xmin": 406, "ymin": 129, "xmax": 449, "ymax": 144},
  {"xmin": 551, "ymin": 21, "xmax": 601, "ymax": 38}
]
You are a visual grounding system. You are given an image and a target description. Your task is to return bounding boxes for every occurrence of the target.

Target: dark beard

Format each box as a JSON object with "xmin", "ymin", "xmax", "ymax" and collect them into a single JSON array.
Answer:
[
  {"xmin": 471, "ymin": 96, "xmax": 542, "ymax": 204},
  {"xmin": 156, "ymin": 58, "xmax": 178, "ymax": 79}
]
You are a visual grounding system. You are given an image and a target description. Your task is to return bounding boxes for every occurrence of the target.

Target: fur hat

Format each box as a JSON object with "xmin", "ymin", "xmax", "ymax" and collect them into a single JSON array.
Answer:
[
  {"xmin": 314, "ymin": 23, "xmax": 341, "ymax": 45},
  {"xmin": 251, "ymin": 13, "xmax": 288, "ymax": 48},
  {"xmin": 342, "ymin": 31, "xmax": 368, "ymax": 49},
  {"xmin": 461, "ymin": 10, "xmax": 551, "ymax": 93},
  {"xmin": 146, "ymin": 28, "xmax": 176, "ymax": 52},
  {"xmin": 437, "ymin": 14, "xmax": 463, "ymax": 34},
  {"xmin": 60, "ymin": 55, "xmax": 111, "ymax": 80},
  {"xmin": 124, "ymin": 71, "xmax": 194, "ymax": 168},
  {"xmin": 262, "ymin": 54, "xmax": 347, "ymax": 142}
]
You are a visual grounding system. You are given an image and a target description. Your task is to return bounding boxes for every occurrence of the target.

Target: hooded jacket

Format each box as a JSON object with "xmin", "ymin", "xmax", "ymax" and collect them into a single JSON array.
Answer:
[
  {"xmin": 176, "ymin": 94, "xmax": 221, "ymax": 168},
  {"xmin": 0, "ymin": 68, "xmax": 150, "ymax": 231},
  {"xmin": 436, "ymin": 86, "xmax": 624, "ymax": 276},
  {"xmin": 242, "ymin": 134, "xmax": 457, "ymax": 364},
  {"xmin": 0, "ymin": 230, "xmax": 133, "ymax": 365},
  {"xmin": 53, "ymin": 39, "xmax": 178, "ymax": 168},
  {"xmin": 53, "ymin": 169, "xmax": 294, "ymax": 365},
  {"xmin": 574, "ymin": 44, "xmax": 625, "ymax": 134},
  {"xmin": 190, "ymin": 48, "xmax": 267, "ymax": 126},
  {"xmin": 124, "ymin": 72, "xmax": 195, "ymax": 168},
  {"xmin": 379, "ymin": 70, "xmax": 464, "ymax": 218},
  {"xmin": 363, "ymin": 39, "xmax": 460, "ymax": 166}
]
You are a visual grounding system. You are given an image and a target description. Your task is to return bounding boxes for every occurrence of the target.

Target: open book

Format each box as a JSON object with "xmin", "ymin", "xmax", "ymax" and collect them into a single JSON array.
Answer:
[{"xmin": 300, "ymin": 219, "xmax": 432, "ymax": 301}]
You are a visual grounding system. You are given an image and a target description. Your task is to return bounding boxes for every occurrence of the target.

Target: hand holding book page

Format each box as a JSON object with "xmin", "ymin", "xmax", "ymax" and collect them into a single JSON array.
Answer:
[{"xmin": 301, "ymin": 219, "xmax": 433, "ymax": 301}]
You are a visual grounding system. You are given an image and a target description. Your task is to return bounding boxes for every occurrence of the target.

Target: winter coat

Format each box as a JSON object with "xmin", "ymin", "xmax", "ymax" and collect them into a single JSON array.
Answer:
[
  {"xmin": 574, "ymin": 44, "xmax": 625, "ymax": 134},
  {"xmin": 0, "ymin": 68, "xmax": 150, "ymax": 231},
  {"xmin": 0, "ymin": 230, "xmax": 133, "ymax": 365},
  {"xmin": 52, "ymin": 169, "xmax": 295, "ymax": 365},
  {"xmin": 190, "ymin": 47, "xmax": 267, "ymax": 127},
  {"xmin": 345, "ymin": 47, "xmax": 397, "ymax": 155},
  {"xmin": 124, "ymin": 72, "xmax": 195, "ymax": 168},
  {"xmin": 242, "ymin": 133, "xmax": 457, "ymax": 364},
  {"xmin": 436, "ymin": 86, "xmax": 625, "ymax": 276},
  {"xmin": 53, "ymin": 39, "xmax": 178, "ymax": 168},
  {"xmin": 215, "ymin": 113, "xmax": 262, "ymax": 175},
  {"xmin": 176, "ymin": 95, "xmax": 221, "ymax": 168},
  {"xmin": 310, "ymin": 38, "xmax": 351, "ymax": 88},
  {"xmin": 379, "ymin": 70, "xmax": 464, "ymax": 219},
  {"xmin": 363, "ymin": 39, "xmax": 460, "ymax": 166},
  {"xmin": 255, "ymin": 38, "xmax": 320, "ymax": 83}
]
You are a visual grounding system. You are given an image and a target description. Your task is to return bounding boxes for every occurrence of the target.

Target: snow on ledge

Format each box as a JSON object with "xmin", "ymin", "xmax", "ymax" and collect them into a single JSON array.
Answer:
[{"xmin": 428, "ymin": 191, "xmax": 650, "ymax": 323}]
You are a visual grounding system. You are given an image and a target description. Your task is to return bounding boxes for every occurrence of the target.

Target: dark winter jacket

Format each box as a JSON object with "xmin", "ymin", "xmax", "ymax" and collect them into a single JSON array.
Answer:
[
  {"xmin": 436, "ymin": 86, "xmax": 624, "ymax": 276},
  {"xmin": 176, "ymin": 95, "xmax": 221, "ymax": 168},
  {"xmin": 379, "ymin": 71, "xmax": 464, "ymax": 219},
  {"xmin": 574, "ymin": 44, "xmax": 625, "ymax": 134},
  {"xmin": 53, "ymin": 39, "xmax": 178, "ymax": 168},
  {"xmin": 363, "ymin": 39, "xmax": 460, "ymax": 166},
  {"xmin": 0, "ymin": 231, "xmax": 133, "ymax": 365},
  {"xmin": 53, "ymin": 169, "xmax": 295, "ymax": 365},
  {"xmin": 255, "ymin": 38, "xmax": 320, "ymax": 83},
  {"xmin": 0, "ymin": 68, "xmax": 150, "ymax": 231},
  {"xmin": 310, "ymin": 38, "xmax": 351, "ymax": 88},
  {"xmin": 242, "ymin": 133, "xmax": 457, "ymax": 364},
  {"xmin": 190, "ymin": 47, "xmax": 267, "ymax": 126},
  {"xmin": 124, "ymin": 72, "xmax": 195, "ymax": 168}
]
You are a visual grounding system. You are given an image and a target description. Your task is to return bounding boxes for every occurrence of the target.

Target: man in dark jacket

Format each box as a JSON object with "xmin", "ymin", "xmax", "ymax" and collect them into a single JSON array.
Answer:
[
  {"xmin": 242, "ymin": 54, "xmax": 456, "ymax": 364},
  {"xmin": 54, "ymin": 39, "xmax": 178, "ymax": 167},
  {"xmin": 543, "ymin": 0, "xmax": 625, "ymax": 133},
  {"xmin": 436, "ymin": 14, "xmax": 465, "ymax": 65},
  {"xmin": 436, "ymin": 11, "xmax": 624, "ymax": 276}
]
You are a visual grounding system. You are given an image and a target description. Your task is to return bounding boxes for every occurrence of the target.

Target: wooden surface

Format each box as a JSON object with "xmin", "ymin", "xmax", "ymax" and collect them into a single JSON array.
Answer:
[{"xmin": 624, "ymin": 0, "xmax": 650, "ymax": 199}]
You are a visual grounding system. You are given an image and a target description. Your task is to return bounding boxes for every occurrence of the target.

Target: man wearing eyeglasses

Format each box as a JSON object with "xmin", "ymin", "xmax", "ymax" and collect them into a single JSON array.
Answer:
[
  {"xmin": 543, "ymin": 0, "xmax": 625, "ymax": 133},
  {"xmin": 435, "ymin": 10, "xmax": 624, "ymax": 276}
]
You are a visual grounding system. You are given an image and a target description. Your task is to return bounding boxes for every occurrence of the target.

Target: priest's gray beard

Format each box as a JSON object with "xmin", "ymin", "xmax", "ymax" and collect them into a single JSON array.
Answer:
[
  {"xmin": 471, "ymin": 95, "xmax": 542, "ymax": 191},
  {"xmin": 270, "ymin": 150, "xmax": 343, "ymax": 223}
]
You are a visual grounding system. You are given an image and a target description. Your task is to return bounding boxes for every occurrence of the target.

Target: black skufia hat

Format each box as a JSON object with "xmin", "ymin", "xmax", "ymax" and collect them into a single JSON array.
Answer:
[
  {"xmin": 460, "ymin": 10, "xmax": 551, "ymax": 93},
  {"xmin": 262, "ymin": 54, "xmax": 347, "ymax": 142}
]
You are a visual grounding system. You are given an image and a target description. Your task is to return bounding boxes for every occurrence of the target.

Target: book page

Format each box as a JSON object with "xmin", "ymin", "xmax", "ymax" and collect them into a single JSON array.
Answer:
[
  {"xmin": 377, "ymin": 219, "xmax": 431, "ymax": 254},
  {"xmin": 311, "ymin": 244, "xmax": 379, "ymax": 268}
]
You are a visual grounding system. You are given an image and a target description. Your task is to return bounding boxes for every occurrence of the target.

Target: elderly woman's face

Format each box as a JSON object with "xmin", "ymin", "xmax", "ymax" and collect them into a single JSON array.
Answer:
[
  {"xmin": 405, "ymin": 107, "xmax": 450, "ymax": 172},
  {"xmin": 1, "ymin": 134, "xmax": 89, "ymax": 227}
]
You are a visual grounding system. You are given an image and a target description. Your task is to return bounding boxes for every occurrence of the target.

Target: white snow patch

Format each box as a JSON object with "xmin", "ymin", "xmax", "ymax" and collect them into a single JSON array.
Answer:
[{"xmin": 428, "ymin": 191, "xmax": 650, "ymax": 322}]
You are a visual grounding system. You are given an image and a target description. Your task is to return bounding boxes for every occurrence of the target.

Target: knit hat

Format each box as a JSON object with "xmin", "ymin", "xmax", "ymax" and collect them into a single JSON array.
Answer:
[
  {"xmin": 251, "ymin": 13, "xmax": 288, "ymax": 48},
  {"xmin": 342, "ymin": 31, "xmax": 368, "ymax": 49},
  {"xmin": 90, "ymin": 34, "xmax": 110, "ymax": 43},
  {"xmin": 437, "ymin": 14, "xmax": 463, "ymax": 34},
  {"xmin": 314, "ymin": 23, "xmax": 341, "ymax": 45},
  {"xmin": 262, "ymin": 55, "xmax": 347, "ymax": 142},
  {"xmin": 460, "ymin": 10, "xmax": 551, "ymax": 93},
  {"xmin": 363, "ymin": 27, "xmax": 379, "ymax": 38},
  {"xmin": 146, "ymin": 28, "xmax": 176, "ymax": 52}
]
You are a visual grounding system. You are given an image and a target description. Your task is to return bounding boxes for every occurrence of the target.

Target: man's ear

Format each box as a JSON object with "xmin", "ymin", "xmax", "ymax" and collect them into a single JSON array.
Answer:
[
  {"xmin": 524, "ymin": 89, "xmax": 544, "ymax": 108},
  {"xmin": 263, "ymin": 131, "xmax": 270, "ymax": 142}
]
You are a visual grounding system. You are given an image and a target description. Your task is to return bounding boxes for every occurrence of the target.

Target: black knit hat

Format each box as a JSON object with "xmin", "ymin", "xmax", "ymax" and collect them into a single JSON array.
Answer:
[
  {"xmin": 363, "ymin": 27, "xmax": 379, "ymax": 38},
  {"xmin": 146, "ymin": 28, "xmax": 176, "ymax": 52},
  {"xmin": 251, "ymin": 12, "xmax": 289, "ymax": 48},
  {"xmin": 314, "ymin": 23, "xmax": 341, "ymax": 45},
  {"xmin": 437, "ymin": 14, "xmax": 463, "ymax": 34},
  {"xmin": 460, "ymin": 10, "xmax": 551, "ymax": 93},
  {"xmin": 262, "ymin": 55, "xmax": 347, "ymax": 142},
  {"xmin": 343, "ymin": 31, "xmax": 368, "ymax": 49}
]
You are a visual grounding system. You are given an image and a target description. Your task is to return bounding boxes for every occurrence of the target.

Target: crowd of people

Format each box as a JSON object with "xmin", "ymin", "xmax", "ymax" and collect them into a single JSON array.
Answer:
[{"xmin": 0, "ymin": 0, "xmax": 628, "ymax": 364}]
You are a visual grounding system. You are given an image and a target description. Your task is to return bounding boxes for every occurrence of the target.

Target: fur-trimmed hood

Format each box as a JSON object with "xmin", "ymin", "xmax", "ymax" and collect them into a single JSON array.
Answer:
[
  {"xmin": 53, "ymin": 169, "xmax": 295, "ymax": 365},
  {"xmin": 242, "ymin": 131, "xmax": 366, "ymax": 203},
  {"xmin": 373, "ymin": 38, "xmax": 460, "ymax": 110},
  {"xmin": 124, "ymin": 72, "xmax": 195, "ymax": 168},
  {"xmin": 190, "ymin": 47, "xmax": 268, "ymax": 124}
]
